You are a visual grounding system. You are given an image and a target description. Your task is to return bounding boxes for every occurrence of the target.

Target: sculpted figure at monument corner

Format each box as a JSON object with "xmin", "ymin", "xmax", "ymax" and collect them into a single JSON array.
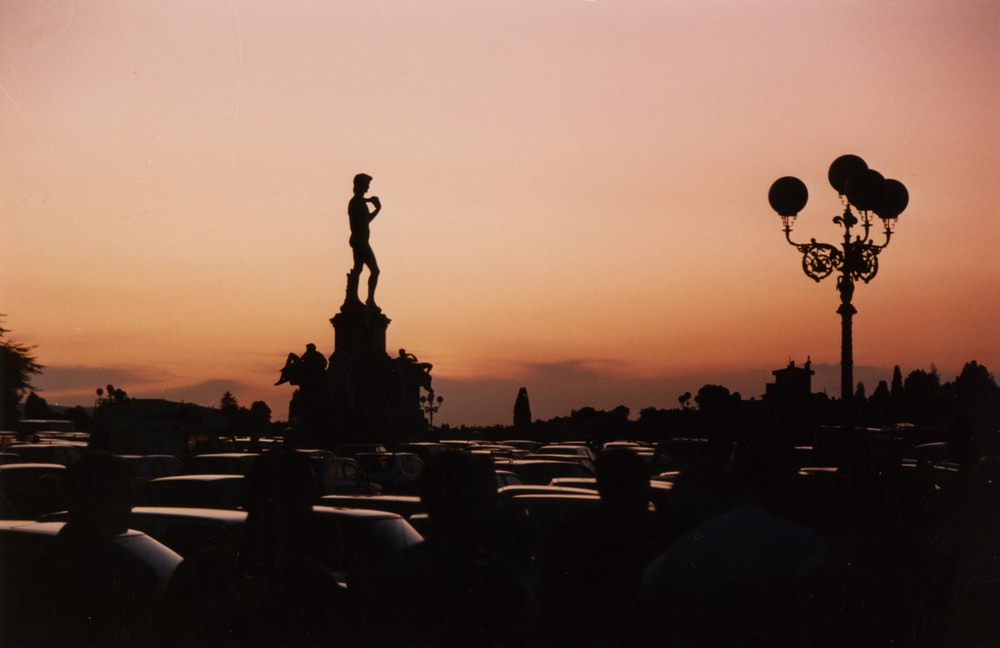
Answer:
[
  {"xmin": 275, "ymin": 343, "xmax": 328, "ymax": 388},
  {"xmin": 347, "ymin": 173, "xmax": 382, "ymax": 307}
]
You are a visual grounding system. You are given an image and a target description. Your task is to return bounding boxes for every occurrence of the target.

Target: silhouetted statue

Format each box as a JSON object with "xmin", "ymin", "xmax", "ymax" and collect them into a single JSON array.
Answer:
[
  {"xmin": 161, "ymin": 451, "xmax": 346, "ymax": 646},
  {"xmin": 275, "ymin": 343, "xmax": 328, "ymax": 387},
  {"xmin": 3, "ymin": 452, "xmax": 160, "ymax": 646},
  {"xmin": 347, "ymin": 173, "xmax": 381, "ymax": 307},
  {"xmin": 395, "ymin": 348, "xmax": 432, "ymax": 382}
]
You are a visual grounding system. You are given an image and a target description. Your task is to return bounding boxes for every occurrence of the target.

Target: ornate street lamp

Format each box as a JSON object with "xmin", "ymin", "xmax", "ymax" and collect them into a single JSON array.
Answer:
[
  {"xmin": 768, "ymin": 155, "xmax": 908, "ymax": 401},
  {"xmin": 420, "ymin": 388, "xmax": 444, "ymax": 427}
]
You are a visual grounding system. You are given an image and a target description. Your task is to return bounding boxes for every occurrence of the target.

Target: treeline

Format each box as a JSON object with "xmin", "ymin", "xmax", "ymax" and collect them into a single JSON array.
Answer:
[{"xmin": 441, "ymin": 360, "xmax": 1000, "ymax": 449}]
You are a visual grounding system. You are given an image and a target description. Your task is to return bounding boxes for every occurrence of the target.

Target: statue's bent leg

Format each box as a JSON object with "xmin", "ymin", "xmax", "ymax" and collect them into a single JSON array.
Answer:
[{"xmin": 367, "ymin": 266, "xmax": 379, "ymax": 305}]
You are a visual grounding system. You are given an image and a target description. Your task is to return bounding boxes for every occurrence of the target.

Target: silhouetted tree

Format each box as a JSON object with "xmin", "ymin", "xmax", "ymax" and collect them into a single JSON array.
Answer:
[
  {"xmin": 695, "ymin": 385, "xmax": 740, "ymax": 459},
  {"xmin": 868, "ymin": 380, "xmax": 891, "ymax": 424},
  {"xmin": 902, "ymin": 367, "xmax": 945, "ymax": 426},
  {"xmin": 513, "ymin": 387, "xmax": 531, "ymax": 433},
  {"xmin": 248, "ymin": 400, "xmax": 271, "ymax": 427},
  {"xmin": 219, "ymin": 391, "xmax": 240, "ymax": 436},
  {"xmin": 0, "ymin": 318, "xmax": 43, "ymax": 429},
  {"xmin": 679, "ymin": 391, "xmax": 692, "ymax": 410},
  {"xmin": 951, "ymin": 361, "xmax": 1000, "ymax": 415},
  {"xmin": 65, "ymin": 406, "xmax": 91, "ymax": 433},
  {"xmin": 694, "ymin": 384, "xmax": 737, "ymax": 411},
  {"xmin": 23, "ymin": 392, "xmax": 57, "ymax": 421},
  {"xmin": 890, "ymin": 365, "xmax": 904, "ymax": 398}
]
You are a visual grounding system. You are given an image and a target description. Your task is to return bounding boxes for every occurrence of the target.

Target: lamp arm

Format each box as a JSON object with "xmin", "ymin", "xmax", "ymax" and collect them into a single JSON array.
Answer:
[
  {"xmin": 870, "ymin": 227, "xmax": 893, "ymax": 250},
  {"xmin": 784, "ymin": 226, "xmax": 813, "ymax": 248}
]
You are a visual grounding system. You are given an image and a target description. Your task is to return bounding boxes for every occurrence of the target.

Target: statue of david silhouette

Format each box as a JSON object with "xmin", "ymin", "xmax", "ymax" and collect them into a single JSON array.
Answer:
[{"xmin": 346, "ymin": 173, "xmax": 381, "ymax": 307}]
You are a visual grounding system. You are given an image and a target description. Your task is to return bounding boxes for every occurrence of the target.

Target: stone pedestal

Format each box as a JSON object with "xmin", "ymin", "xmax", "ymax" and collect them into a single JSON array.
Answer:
[{"xmin": 282, "ymin": 287, "xmax": 431, "ymax": 448}]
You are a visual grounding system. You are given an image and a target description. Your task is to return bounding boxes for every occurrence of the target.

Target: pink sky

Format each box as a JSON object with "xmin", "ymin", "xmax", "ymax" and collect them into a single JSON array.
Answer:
[{"xmin": 3, "ymin": 1, "xmax": 998, "ymax": 426}]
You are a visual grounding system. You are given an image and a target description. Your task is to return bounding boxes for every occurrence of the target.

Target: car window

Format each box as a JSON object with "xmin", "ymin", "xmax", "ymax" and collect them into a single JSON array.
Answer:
[{"xmin": 344, "ymin": 464, "xmax": 361, "ymax": 480}]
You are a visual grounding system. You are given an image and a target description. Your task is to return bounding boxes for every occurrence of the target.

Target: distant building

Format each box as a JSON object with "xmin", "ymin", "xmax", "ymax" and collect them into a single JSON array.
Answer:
[
  {"xmin": 89, "ymin": 398, "xmax": 228, "ymax": 456},
  {"xmin": 765, "ymin": 358, "xmax": 814, "ymax": 401}
]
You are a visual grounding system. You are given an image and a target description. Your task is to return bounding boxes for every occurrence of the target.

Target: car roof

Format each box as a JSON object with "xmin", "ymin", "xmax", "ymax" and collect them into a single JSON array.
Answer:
[
  {"xmin": 508, "ymin": 459, "xmax": 580, "ymax": 465},
  {"xmin": 0, "ymin": 462, "xmax": 66, "ymax": 471},
  {"xmin": 7, "ymin": 442, "xmax": 81, "ymax": 448},
  {"xmin": 130, "ymin": 506, "xmax": 249, "ymax": 523},
  {"xmin": 312, "ymin": 504, "xmax": 403, "ymax": 519},
  {"xmin": 190, "ymin": 453, "xmax": 259, "ymax": 459},
  {"xmin": 498, "ymin": 484, "xmax": 597, "ymax": 497},
  {"xmin": 148, "ymin": 474, "xmax": 244, "ymax": 482},
  {"xmin": 0, "ymin": 520, "xmax": 146, "ymax": 537}
]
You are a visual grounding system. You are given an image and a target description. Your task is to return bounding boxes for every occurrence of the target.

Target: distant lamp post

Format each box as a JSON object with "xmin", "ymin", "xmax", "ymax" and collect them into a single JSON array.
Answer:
[
  {"xmin": 420, "ymin": 388, "xmax": 444, "ymax": 427},
  {"xmin": 768, "ymin": 155, "xmax": 908, "ymax": 401}
]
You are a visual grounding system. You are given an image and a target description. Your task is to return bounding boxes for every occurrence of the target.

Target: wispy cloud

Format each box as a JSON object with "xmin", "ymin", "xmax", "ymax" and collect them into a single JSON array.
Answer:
[{"xmin": 33, "ymin": 365, "xmax": 172, "ymax": 392}]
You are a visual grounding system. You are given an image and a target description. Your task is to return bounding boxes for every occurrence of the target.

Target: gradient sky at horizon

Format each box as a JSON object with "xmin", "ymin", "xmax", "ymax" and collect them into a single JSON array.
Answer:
[{"xmin": 3, "ymin": 0, "xmax": 998, "ymax": 426}]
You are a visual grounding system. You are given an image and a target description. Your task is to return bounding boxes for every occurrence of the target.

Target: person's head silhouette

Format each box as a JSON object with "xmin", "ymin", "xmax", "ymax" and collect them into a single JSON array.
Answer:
[{"xmin": 61, "ymin": 452, "xmax": 136, "ymax": 541}]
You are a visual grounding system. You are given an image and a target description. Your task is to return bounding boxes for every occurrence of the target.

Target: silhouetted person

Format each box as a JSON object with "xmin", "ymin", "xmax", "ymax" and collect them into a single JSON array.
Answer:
[
  {"xmin": 359, "ymin": 450, "xmax": 529, "ymax": 646},
  {"xmin": 536, "ymin": 448, "xmax": 661, "ymax": 647},
  {"xmin": 633, "ymin": 438, "xmax": 837, "ymax": 647},
  {"xmin": 4, "ymin": 452, "xmax": 160, "ymax": 646},
  {"xmin": 347, "ymin": 173, "xmax": 381, "ymax": 306},
  {"xmin": 161, "ymin": 451, "xmax": 345, "ymax": 646},
  {"xmin": 945, "ymin": 454, "xmax": 1000, "ymax": 646}
]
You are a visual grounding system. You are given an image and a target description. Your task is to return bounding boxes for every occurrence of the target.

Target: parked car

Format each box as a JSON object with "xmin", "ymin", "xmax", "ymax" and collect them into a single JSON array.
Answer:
[
  {"xmin": 504, "ymin": 460, "xmax": 594, "ymax": 485},
  {"xmin": 500, "ymin": 440, "xmax": 540, "ymax": 453},
  {"xmin": 549, "ymin": 477, "xmax": 599, "ymax": 491},
  {"xmin": 334, "ymin": 443, "xmax": 388, "ymax": 457},
  {"xmin": 497, "ymin": 484, "xmax": 599, "ymax": 500},
  {"xmin": 354, "ymin": 453, "xmax": 425, "ymax": 494},
  {"xmin": 524, "ymin": 453, "xmax": 596, "ymax": 473},
  {"xmin": 310, "ymin": 505, "xmax": 424, "ymax": 586},
  {"xmin": 318, "ymin": 494, "xmax": 425, "ymax": 519},
  {"xmin": 44, "ymin": 506, "xmax": 250, "ymax": 558},
  {"xmin": 118, "ymin": 454, "xmax": 184, "ymax": 489},
  {"xmin": 309, "ymin": 455, "xmax": 382, "ymax": 495},
  {"xmin": 182, "ymin": 453, "xmax": 259, "ymax": 476},
  {"xmin": 0, "ymin": 520, "xmax": 181, "ymax": 588},
  {"xmin": 496, "ymin": 492, "xmax": 604, "ymax": 567},
  {"xmin": 4, "ymin": 443, "xmax": 83, "ymax": 467},
  {"xmin": 0, "ymin": 463, "xmax": 66, "ymax": 519},
  {"xmin": 533, "ymin": 444, "xmax": 597, "ymax": 461},
  {"xmin": 0, "ymin": 453, "xmax": 22, "ymax": 465},
  {"xmin": 495, "ymin": 469, "xmax": 524, "ymax": 488},
  {"xmin": 135, "ymin": 474, "xmax": 246, "ymax": 510},
  {"xmin": 39, "ymin": 505, "xmax": 423, "ymax": 590},
  {"xmin": 548, "ymin": 476, "xmax": 673, "ymax": 510},
  {"xmin": 395, "ymin": 442, "xmax": 449, "ymax": 464}
]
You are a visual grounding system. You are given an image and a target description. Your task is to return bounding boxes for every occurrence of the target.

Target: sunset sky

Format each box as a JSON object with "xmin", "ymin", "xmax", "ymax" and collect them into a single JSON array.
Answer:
[{"xmin": 3, "ymin": 0, "xmax": 998, "ymax": 427}]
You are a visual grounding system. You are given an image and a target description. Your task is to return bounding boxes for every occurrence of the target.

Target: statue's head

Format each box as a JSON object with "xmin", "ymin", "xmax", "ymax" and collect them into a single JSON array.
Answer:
[
  {"xmin": 306, "ymin": 343, "xmax": 316, "ymax": 352},
  {"xmin": 353, "ymin": 173, "xmax": 372, "ymax": 193}
]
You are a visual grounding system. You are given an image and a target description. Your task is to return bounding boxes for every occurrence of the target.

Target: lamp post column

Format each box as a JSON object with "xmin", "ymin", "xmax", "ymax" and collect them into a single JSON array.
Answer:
[{"xmin": 837, "ymin": 275, "xmax": 856, "ymax": 402}]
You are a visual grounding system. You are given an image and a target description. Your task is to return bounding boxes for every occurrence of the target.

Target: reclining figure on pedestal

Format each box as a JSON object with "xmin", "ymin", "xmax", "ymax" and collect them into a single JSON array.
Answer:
[{"xmin": 275, "ymin": 343, "xmax": 328, "ymax": 388}]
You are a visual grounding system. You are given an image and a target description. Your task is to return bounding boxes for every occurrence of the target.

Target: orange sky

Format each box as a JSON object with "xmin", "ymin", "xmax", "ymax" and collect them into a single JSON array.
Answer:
[{"xmin": 3, "ymin": 0, "xmax": 998, "ymax": 426}]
